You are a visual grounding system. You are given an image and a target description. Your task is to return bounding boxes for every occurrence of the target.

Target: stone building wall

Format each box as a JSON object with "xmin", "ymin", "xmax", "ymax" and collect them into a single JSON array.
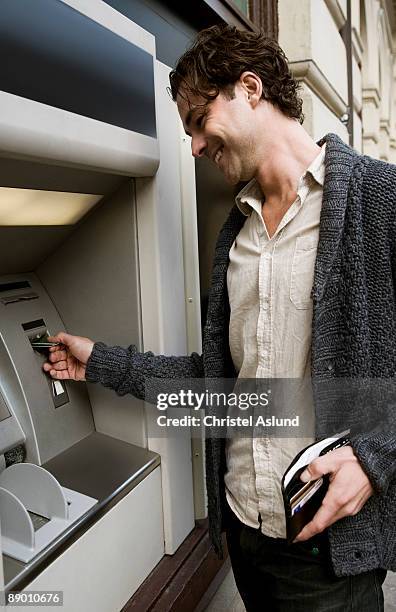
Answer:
[{"xmin": 278, "ymin": 0, "xmax": 396, "ymax": 161}]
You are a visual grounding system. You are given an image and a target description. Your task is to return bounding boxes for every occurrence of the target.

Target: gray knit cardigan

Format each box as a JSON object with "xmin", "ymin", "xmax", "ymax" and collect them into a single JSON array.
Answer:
[{"xmin": 86, "ymin": 133, "xmax": 396, "ymax": 577}]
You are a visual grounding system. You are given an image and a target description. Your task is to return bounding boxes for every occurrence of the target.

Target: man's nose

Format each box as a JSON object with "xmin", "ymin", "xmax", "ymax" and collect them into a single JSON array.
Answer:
[{"xmin": 191, "ymin": 134, "xmax": 207, "ymax": 158}]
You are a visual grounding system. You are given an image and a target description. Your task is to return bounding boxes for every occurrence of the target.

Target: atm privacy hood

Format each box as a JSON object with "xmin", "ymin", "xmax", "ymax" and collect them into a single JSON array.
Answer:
[
  {"xmin": 0, "ymin": 156, "xmax": 132, "ymax": 274},
  {"xmin": 0, "ymin": 0, "xmax": 160, "ymax": 177},
  {"xmin": 0, "ymin": 0, "xmax": 162, "ymax": 273}
]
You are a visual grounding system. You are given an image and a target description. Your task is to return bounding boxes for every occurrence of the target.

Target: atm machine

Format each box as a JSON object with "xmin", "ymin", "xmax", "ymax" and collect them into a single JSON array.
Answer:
[{"xmin": 0, "ymin": 1, "xmax": 198, "ymax": 610}]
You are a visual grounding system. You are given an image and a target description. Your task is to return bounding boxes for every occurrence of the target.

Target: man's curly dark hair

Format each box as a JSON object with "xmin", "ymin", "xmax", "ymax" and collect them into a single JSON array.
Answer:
[{"xmin": 169, "ymin": 24, "xmax": 304, "ymax": 124}]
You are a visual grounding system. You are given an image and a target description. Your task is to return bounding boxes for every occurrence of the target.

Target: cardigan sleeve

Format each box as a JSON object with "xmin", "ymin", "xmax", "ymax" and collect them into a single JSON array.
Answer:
[
  {"xmin": 351, "ymin": 430, "xmax": 396, "ymax": 496},
  {"xmin": 85, "ymin": 342, "xmax": 204, "ymax": 401}
]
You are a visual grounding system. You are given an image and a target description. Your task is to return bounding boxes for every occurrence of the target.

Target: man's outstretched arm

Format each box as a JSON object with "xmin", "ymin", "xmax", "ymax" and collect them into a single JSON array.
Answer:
[{"xmin": 43, "ymin": 331, "xmax": 204, "ymax": 401}]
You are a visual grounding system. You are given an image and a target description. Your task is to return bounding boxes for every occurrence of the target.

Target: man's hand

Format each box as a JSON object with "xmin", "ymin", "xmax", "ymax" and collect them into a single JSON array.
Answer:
[
  {"xmin": 43, "ymin": 332, "xmax": 94, "ymax": 382},
  {"xmin": 293, "ymin": 445, "xmax": 374, "ymax": 542}
]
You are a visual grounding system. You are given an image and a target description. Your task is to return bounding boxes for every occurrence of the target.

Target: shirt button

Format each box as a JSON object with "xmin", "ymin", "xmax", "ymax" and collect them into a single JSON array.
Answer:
[{"xmin": 327, "ymin": 363, "xmax": 334, "ymax": 371}]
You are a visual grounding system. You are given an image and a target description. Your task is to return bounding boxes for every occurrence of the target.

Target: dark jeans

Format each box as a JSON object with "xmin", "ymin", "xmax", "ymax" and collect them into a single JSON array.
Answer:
[{"xmin": 224, "ymin": 505, "xmax": 387, "ymax": 612}]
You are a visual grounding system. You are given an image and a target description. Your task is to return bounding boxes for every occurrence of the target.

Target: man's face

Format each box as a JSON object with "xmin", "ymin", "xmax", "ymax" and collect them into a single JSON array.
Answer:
[{"xmin": 177, "ymin": 83, "xmax": 258, "ymax": 185}]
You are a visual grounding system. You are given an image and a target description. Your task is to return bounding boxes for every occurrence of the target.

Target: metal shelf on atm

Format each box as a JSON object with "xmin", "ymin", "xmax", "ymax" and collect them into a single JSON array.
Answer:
[
  {"xmin": 43, "ymin": 431, "xmax": 160, "ymax": 503},
  {"xmin": 3, "ymin": 432, "xmax": 161, "ymax": 592}
]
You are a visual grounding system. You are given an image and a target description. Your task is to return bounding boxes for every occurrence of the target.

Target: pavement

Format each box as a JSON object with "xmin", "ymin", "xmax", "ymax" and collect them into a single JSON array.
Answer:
[{"xmin": 204, "ymin": 567, "xmax": 396, "ymax": 611}]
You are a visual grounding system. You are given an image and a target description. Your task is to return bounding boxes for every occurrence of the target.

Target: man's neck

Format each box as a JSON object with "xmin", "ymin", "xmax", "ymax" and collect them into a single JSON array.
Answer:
[{"xmin": 255, "ymin": 123, "xmax": 322, "ymax": 210}]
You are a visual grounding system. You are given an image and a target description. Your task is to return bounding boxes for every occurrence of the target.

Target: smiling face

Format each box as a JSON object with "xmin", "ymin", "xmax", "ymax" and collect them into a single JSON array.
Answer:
[{"xmin": 177, "ymin": 76, "xmax": 263, "ymax": 185}]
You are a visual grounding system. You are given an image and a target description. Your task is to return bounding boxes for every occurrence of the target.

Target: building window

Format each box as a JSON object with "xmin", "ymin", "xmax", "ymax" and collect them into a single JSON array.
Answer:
[
  {"xmin": 230, "ymin": 0, "xmax": 279, "ymax": 39},
  {"xmin": 232, "ymin": 0, "xmax": 249, "ymax": 16}
]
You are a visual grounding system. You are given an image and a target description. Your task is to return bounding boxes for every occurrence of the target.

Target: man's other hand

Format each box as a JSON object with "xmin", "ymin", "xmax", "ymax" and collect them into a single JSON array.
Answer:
[
  {"xmin": 43, "ymin": 332, "xmax": 94, "ymax": 381},
  {"xmin": 293, "ymin": 445, "xmax": 374, "ymax": 542}
]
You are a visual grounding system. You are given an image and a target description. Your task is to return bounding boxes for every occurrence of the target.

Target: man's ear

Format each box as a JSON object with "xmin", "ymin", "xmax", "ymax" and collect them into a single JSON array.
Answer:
[{"xmin": 239, "ymin": 72, "xmax": 262, "ymax": 107}]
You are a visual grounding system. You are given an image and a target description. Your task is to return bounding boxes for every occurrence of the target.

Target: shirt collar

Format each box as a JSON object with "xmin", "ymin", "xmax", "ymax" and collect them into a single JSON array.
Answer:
[
  {"xmin": 307, "ymin": 142, "xmax": 326, "ymax": 187},
  {"xmin": 235, "ymin": 143, "xmax": 326, "ymax": 216}
]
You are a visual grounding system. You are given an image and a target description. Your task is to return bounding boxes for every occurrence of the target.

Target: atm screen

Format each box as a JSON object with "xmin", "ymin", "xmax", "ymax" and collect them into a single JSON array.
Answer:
[{"xmin": 0, "ymin": 391, "xmax": 11, "ymax": 422}]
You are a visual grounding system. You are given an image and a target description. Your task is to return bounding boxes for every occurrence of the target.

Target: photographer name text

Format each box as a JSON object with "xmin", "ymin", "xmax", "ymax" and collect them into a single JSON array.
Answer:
[{"xmin": 156, "ymin": 415, "xmax": 300, "ymax": 428}]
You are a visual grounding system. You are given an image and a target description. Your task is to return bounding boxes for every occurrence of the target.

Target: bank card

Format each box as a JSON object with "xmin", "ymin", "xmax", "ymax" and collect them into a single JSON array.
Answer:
[{"xmin": 291, "ymin": 477, "xmax": 324, "ymax": 516}]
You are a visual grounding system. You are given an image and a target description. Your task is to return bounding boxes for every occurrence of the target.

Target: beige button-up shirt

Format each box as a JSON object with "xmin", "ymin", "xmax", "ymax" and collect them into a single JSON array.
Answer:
[{"xmin": 224, "ymin": 145, "xmax": 325, "ymax": 538}]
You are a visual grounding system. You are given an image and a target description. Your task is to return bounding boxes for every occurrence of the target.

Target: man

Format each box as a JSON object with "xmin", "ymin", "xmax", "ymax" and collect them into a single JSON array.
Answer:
[{"xmin": 44, "ymin": 25, "xmax": 395, "ymax": 611}]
